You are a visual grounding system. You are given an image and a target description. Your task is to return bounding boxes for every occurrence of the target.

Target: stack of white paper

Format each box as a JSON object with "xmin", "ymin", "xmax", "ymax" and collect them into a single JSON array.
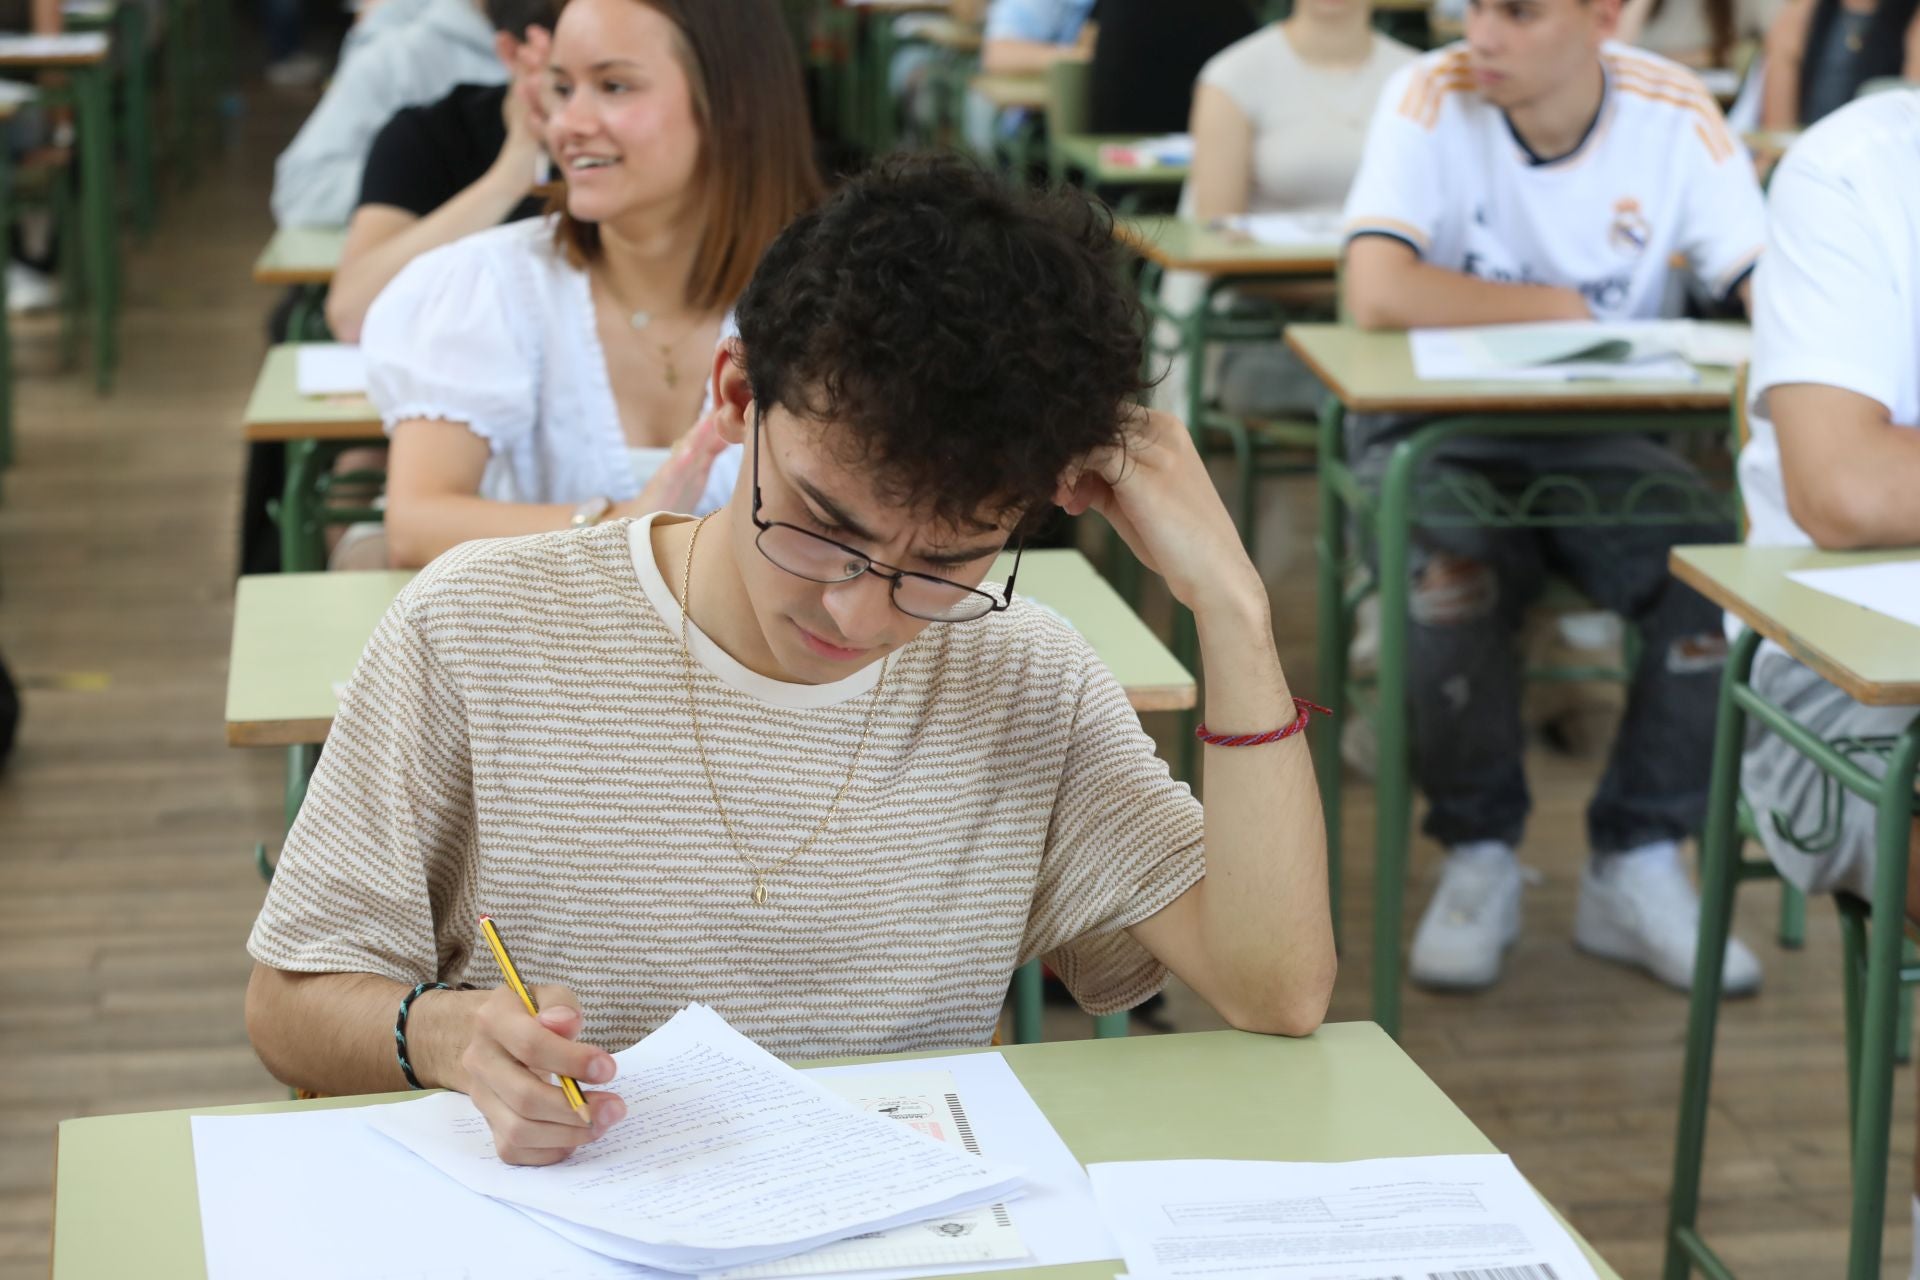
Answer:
[
  {"xmin": 1409, "ymin": 320, "xmax": 1750, "ymax": 384},
  {"xmin": 367, "ymin": 1005, "xmax": 1025, "ymax": 1273},
  {"xmin": 1217, "ymin": 212, "xmax": 1343, "ymax": 248},
  {"xmin": 294, "ymin": 342, "xmax": 368, "ymax": 397},
  {"xmin": 194, "ymin": 1046, "xmax": 1111, "ymax": 1280},
  {"xmin": 1089, "ymin": 1155, "xmax": 1599, "ymax": 1280}
]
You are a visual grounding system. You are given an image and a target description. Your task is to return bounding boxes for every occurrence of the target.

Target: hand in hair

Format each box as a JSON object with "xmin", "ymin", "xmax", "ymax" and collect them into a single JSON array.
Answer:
[{"xmin": 1055, "ymin": 408, "xmax": 1263, "ymax": 616}]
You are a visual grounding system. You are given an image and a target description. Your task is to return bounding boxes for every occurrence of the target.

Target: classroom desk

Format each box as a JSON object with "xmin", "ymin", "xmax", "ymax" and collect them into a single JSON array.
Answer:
[
  {"xmin": 50, "ymin": 1023, "xmax": 1623, "ymax": 1279},
  {"xmin": 917, "ymin": 13, "xmax": 979, "ymax": 50},
  {"xmin": 0, "ymin": 33, "xmax": 118, "ymax": 391},
  {"xmin": 243, "ymin": 343, "xmax": 382, "ymax": 572},
  {"xmin": 968, "ymin": 70, "xmax": 1046, "ymax": 111},
  {"xmin": 250, "ymin": 226, "xmax": 348, "ymax": 286},
  {"xmin": 1286, "ymin": 322, "xmax": 1742, "ymax": 1038},
  {"xmin": 226, "ymin": 547, "xmax": 1197, "ymax": 750},
  {"xmin": 1664, "ymin": 545, "xmax": 1920, "ymax": 1280},
  {"xmin": 241, "ymin": 343, "xmax": 376, "ymax": 442},
  {"xmin": 1114, "ymin": 214, "xmax": 1339, "ymax": 279},
  {"xmin": 1047, "ymin": 133, "xmax": 1187, "ymax": 190}
]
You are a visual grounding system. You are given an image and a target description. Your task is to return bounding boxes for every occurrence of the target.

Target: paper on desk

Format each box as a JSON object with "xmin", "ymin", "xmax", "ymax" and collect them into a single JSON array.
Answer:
[
  {"xmin": 1789, "ymin": 560, "xmax": 1920, "ymax": 632},
  {"xmin": 1089, "ymin": 1155, "xmax": 1598, "ymax": 1280},
  {"xmin": 0, "ymin": 31, "xmax": 108, "ymax": 55},
  {"xmin": 1217, "ymin": 212, "xmax": 1344, "ymax": 247},
  {"xmin": 1410, "ymin": 320, "xmax": 1748, "ymax": 383},
  {"xmin": 706, "ymin": 1072, "xmax": 1027, "ymax": 1277},
  {"xmin": 193, "ymin": 1049, "xmax": 1103, "ymax": 1280},
  {"xmin": 366, "ymin": 1003, "xmax": 1026, "ymax": 1273},
  {"xmin": 295, "ymin": 342, "xmax": 369, "ymax": 397},
  {"xmin": 0, "ymin": 78, "xmax": 34, "ymax": 107}
]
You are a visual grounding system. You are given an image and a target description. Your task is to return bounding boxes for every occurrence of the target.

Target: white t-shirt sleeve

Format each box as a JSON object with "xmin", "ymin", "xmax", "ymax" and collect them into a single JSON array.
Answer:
[
  {"xmin": 363, "ymin": 237, "xmax": 539, "ymax": 448},
  {"xmin": 1674, "ymin": 108, "xmax": 1767, "ymax": 300},
  {"xmin": 1341, "ymin": 61, "xmax": 1449, "ymax": 257},
  {"xmin": 1750, "ymin": 149, "xmax": 1910, "ymax": 420}
]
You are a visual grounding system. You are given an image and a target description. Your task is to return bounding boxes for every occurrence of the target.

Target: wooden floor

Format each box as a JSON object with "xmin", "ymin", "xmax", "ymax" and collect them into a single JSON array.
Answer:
[{"xmin": 0, "ymin": 75, "xmax": 1908, "ymax": 1280}]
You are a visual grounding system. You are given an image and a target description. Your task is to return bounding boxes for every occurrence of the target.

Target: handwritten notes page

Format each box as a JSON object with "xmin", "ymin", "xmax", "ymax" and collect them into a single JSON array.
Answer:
[
  {"xmin": 1089, "ymin": 1155, "xmax": 1598, "ymax": 1280},
  {"xmin": 365, "ymin": 1004, "xmax": 1026, "ymax": 1273}
]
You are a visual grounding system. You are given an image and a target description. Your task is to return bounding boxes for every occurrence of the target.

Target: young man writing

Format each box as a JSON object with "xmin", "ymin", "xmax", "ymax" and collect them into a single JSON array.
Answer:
[
  {"xmin": 1736, "ymin": 88, "xmax": 1920, "ymax": 1274},
  {"xmin": 1340, "ymin": 0, "xmax": 1767, "ymax": 993},
  {"xmin": 244, "ymin": 158, "xmax": 1335, "ymax": 1165}
]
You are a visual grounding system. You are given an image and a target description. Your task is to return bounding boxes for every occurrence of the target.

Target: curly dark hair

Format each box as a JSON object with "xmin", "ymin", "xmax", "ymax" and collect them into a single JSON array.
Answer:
[{"xmin": 733, "ymin": 155, "xmax": 1147, "ymax": 536}]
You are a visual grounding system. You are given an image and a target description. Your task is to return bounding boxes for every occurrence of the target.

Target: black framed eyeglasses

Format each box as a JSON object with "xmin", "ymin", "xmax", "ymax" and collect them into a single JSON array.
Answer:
[{"xmin": 749, "ymin": 414, "xmax": 1021, "ymax": 624}]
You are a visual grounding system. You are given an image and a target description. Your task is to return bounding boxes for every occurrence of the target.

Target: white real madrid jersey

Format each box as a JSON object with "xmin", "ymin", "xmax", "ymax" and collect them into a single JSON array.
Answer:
[{"xmin": 1343, "ymin": 41, "xmax": 1767, "ymax": 319}]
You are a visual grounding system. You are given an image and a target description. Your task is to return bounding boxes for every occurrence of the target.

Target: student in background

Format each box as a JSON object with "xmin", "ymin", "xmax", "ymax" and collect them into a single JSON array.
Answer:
[
  {"xmin": 1735, "ymin": 88, "xmax": 1920, "ymax": 1270},
  {"xmin": 965, "ymin": 0, "xmax": 1096, "ymax": 153},
  {"xmin": 1616, "ymin": 0, "xmax": 1759, "ymax": 67},
  {"xmin": 325, "ymin": 0, "xmax": 558, "ymax": 342},
  {"xmin": 1176, "ymin": 0, "xmax": 1418, "ymax": 418},
  {"xmin": 244, "ymin": 158, "xmax": 1335, "ymax": 1164},
  {"xmin": 362, "ymin": 0, "xmax": 818, "ymax": 569},
  {"xmin": 271, "ymin": 0, "xmax": 504, "ymax": 230},
  {"xmin": 1340, "ymin": 0, "xmax": 1767, "ymax": 995},
  {"xmin": 1760, "ymin": 0, "xmax": 1919, "ymax": 127}
]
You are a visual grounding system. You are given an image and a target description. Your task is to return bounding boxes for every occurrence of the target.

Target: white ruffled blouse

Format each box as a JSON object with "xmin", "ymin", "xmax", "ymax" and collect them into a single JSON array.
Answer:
[{"xmin": 362, "ymin": 215, "xmax": 741, "ymax": 512}]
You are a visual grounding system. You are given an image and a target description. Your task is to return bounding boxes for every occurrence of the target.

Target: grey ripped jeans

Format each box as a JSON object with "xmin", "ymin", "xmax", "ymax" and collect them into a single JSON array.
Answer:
[{"xmin": 1348, "ymin": 416, "xmax": 1737, "ymax": 856}]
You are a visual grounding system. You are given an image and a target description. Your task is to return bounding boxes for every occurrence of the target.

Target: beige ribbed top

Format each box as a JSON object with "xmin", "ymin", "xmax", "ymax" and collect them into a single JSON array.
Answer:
[{"xmin": 248, "ymin": 514, "xmax": 1206, "ymax": 1059}]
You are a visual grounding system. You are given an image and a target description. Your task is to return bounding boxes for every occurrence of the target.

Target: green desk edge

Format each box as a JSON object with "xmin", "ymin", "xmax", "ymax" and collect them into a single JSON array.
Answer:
[
  {"xmin": 225, "ymin": 549, "xmax": 1196, "ymax": 744},
  {"xmin": 53, "ymin": 1025, "xmax": 1619, "ymax": 1279},
  {"xmin": 252, "ymin": 226, "xmax": 349, "ymax": 285},
  {"xmin": 1116, "ymin": 214, "xmax": 1340, "ymax": 276},
  {"xmin": 1051, "ymin": 135, "xmax": 1188, "ymax": 186},
  {"xmin": 1671, "ymin": 544, "xmax": 1920, "ymax": 706},
  {"xmin": 1285, "ymin": 322, "xmax": 1743, "ymax": 413},
  {"xmin": 242, "ymin": 344, "xmax": 380, "ymax": 440}
]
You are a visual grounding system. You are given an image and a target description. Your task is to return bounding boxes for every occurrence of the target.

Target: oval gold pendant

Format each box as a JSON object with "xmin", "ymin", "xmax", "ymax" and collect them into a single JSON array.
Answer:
[{"xmin": 752, "ymin": 878, "xmax": 768, "ymax": 906}]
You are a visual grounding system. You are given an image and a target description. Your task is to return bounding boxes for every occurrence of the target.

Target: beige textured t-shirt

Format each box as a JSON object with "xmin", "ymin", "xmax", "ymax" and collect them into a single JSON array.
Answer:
[
  {"xmin": 1198, "ymin": 25, "xmax": 1419, "ymax": 213},
  {"xmin": 249, "ymin": 514, "xmax": 1207, "ymax": 1059}
]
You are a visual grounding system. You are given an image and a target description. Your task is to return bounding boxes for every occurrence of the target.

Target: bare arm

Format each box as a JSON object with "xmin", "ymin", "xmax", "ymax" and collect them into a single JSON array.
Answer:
[
  {"xmin": 1186, "ymin": 84, "xmax": 1253, "ymax": 221},
  {"xmin": 384, "ymin": 419, "xmax": 588, "ymax": 567},
  {"xmin": 1771, "ymin": 383, "xmax": 1920, "ymax": 548},
  {"xmin": 29, "ymin": 0, "xmax": 59, "ymax": 34},
  {"xmin": 327, "ymin": 91, "xmax": 545, "ymax": 342},
  {"xmin": 246, "ymin": 965, "xmax": 627, "ymax": 1164},
  {"xmin": 1342, "ymin": 234, "xmax": 1590, "ymax": 330},
  {"xmin": 1061, "ymin": 410, "xmax": 1334, "ymax": 1037},
  {"xmin": 980, "ymin": 21, "xmax": 1096, "ymax": 74},
  {"xmin": 1761, "ymin": 0, "xmax": 1813, "ymax": 130}
]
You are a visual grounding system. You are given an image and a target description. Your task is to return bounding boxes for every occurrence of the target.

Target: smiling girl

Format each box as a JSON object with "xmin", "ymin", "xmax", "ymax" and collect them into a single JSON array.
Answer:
[{"xmin": 361, "ymin": 0, "xmax": 820, "ymax": 569}]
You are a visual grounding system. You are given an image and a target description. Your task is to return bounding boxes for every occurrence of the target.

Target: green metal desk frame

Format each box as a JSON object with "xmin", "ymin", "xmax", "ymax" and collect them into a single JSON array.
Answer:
[
  {"xmin": 1666, "ymin": 625, "xmax": 1920, "ymax": 1280},
  {"xmin": 1312, "ymin": 403, "xmax": 1742, "ymax": 1038}
]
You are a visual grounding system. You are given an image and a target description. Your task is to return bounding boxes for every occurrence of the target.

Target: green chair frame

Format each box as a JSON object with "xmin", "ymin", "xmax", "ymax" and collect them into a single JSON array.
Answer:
[{"xmin": 1664, "ymin": 626, "xmax": 1920, "ymax": 1279}]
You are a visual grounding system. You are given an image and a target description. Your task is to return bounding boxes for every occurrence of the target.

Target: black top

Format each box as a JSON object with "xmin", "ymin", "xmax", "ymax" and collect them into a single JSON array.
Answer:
[
  {"xmin": 1085, "ymin": 0, "xmax": 1260, "ymax": 135},
  {"xmin": 356, "ymin": 82, "xmax": 548, "ymax": 222}
]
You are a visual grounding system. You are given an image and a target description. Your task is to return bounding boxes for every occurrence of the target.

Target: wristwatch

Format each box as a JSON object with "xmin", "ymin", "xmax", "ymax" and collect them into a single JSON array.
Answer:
[{"xmin": 570, "ymin": 496, "xmax": 612, "ymax": 528}]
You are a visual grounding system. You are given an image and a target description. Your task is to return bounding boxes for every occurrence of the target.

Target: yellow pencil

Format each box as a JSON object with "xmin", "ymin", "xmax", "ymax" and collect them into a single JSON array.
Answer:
[{"xmin": 477, "ymin": 915, "xmax": 591, "ymax": 1120}]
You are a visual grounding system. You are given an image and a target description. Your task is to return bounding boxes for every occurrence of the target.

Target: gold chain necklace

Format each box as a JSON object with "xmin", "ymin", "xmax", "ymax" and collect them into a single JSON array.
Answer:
[
  {"xmin": 678, "ymin": 514, "xmax": 888, "ymax": 905},
  {"xmin": 595, "ymin": 266, "xmax": 708, "ymax": 389}
]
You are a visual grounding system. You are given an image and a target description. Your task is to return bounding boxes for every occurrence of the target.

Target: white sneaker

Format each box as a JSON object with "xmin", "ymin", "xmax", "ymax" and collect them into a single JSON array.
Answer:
[
  {"xmin": 1409, "ymin": 841, "xmax": 1524, "ymax": 990},
  {"xmin": 1574, "ymin": 842, "xmax": 1762, "ymax": 996},
  {"xmin": 7, "ymin": 262, "xmax": 56, "ymax": 313}
]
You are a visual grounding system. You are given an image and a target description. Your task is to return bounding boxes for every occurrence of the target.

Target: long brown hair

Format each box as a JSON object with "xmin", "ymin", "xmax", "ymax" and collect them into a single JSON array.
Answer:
[{"xmin": 547, "ymin": 0, "xmax": 822, "ymax": 313}]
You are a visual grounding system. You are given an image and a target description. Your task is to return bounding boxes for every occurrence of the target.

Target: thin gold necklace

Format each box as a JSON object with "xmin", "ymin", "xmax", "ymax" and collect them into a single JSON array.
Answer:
[
  {"xmin": 678, "ymin": 514, "xmax": 888, "ymax": 905},
  {"xmin": 595, "ymin": 266, "xmax": 707, "ymax": 389}
]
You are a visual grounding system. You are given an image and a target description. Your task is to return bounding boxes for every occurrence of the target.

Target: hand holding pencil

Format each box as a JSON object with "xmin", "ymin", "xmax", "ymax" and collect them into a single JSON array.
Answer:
[{"xmin": 454, "ymin": 915, "xmax": 627, "ymax": 1166}]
